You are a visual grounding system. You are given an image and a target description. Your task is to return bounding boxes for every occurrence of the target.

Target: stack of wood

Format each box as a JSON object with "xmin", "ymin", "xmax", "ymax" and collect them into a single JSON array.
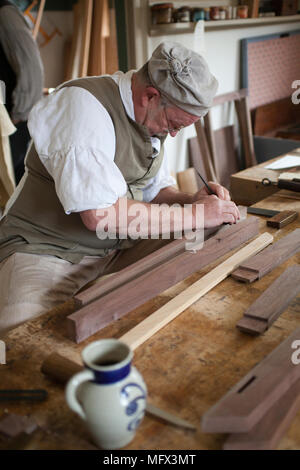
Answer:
[{"xmin": 64, "ymin": 0, "xmax": 119, "ymax": 81}]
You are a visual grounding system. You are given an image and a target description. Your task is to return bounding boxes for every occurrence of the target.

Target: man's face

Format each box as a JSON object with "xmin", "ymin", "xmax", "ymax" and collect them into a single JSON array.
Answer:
[{"xmin": 143, "ymin": 99, "xmax": 200, "ymax": 138}]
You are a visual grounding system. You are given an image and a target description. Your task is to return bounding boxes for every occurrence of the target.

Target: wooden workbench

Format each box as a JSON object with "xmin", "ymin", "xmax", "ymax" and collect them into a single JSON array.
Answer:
[{"xmin": 0, "ymin": 193, "xmax": 299, "ymax": 450}]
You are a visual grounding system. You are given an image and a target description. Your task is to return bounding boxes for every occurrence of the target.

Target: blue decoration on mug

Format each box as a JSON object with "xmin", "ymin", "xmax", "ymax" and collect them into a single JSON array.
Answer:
[{"xmin": 121, "ymin": 382, "xmax": 147, "ymax": 431}]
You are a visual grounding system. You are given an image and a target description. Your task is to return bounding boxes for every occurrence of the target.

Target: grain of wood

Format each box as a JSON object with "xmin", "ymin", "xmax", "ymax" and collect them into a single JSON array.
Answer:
[
  {"xmin": 120, "ymin": 233, "xmax": 273, "ymax": 351},
  {"xmin": 223, "ymin": 379, "xmax": 300, "ymax": 450},
  {"xmin": 231, "ymin": 228, "xmax": 300, "ymax": 283},
  {"xmin": 234, "ymin": 97, "xmax": 257, "ymax": 167},
  {"xmin": 78, "ymin": 0, "xmax": 93, "ymax": 77},
  {"xmin": 201, "ymin": 327, "xmax": 300, "ymax": 433},
  {"xmin": 267, "ymin": 210, "xmax": 298, "ymax": 228},
  {"xmin": 236, "ymin": 265, "xmax": 300, "ymax": 336},
  {"xmin": 194, "ymin": 120, "xmax": 217, "ymax": 181},
  {"xmin": 68, "ymin": 218, "xmax": 260, "ymax": 343}
]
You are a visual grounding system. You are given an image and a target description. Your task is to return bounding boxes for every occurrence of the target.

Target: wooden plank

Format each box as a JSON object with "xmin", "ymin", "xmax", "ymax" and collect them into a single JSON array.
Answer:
[
  {"xmin": 201, "ymin": 327, "xmax": 300, "ymax": 433},
  {"xmin": 67, "ymin": 217, "xmax": 261, "ymax": 343},
  {"xmin": 70, "ymin": 2, "xmax": 82, "ymax": 79},
  {"xmin": 223, "ymin": 379, "xmax": 300, "ymax": 450},
  {"xmin": 194, "ymin": 120, "xmax": 217, "ymax": 182},
  {"xmin": 88, "ymin": 0, "xmax": 110, "ymax": 76},
  {"xmin": 78, "ymin": 0, "xmax": 93, "ymax": 77},
  {"xmin": 236, "ymin": 265, "xmax": 300, "ymax": 335},
  {"xmin": 203, "ymin": 113, "xmax": 218, "ymax": 179},
  {"xmin": 32, "ymin": 0, "xmax": 46, "ymax": 40},
  {"xmin": 189, "ymin": 127, "xmax": 240, "ymax": 190},
  {"xmin": 75, "ymin": 238, "xmax": 186, "ymax": 307},
  {"xmin": 212, "ymin": 89, "xmax": 248, "ymax": 107},
  {"xmin": 231, "ymin": 228, "xmax": 300, "ymax": 283},
  {"xmin": 235, "ymin": 96, "xmax": 257, "ymax": 167},
  {"xmin": 119, "ymin": 233, "xmax": 273, "ymax": 351}
]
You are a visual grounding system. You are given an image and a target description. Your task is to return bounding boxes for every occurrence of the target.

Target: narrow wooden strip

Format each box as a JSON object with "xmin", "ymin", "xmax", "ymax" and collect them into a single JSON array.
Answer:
[
  {"xmin": 119, "ymin": 233, "xmax": 273, "ymax": 350},
  {"xmin": 223, "ymin": 379, "xmax": 300, "ymax": 450},
  {"xmin": 194, "ymin": 120, "xmax": 217, "ymax": 181},
  {"xmin": 32, "ymin": 0, "xmax": 46, "ymax": 39},
  {"xmin": 78, "ymin": 0, "xmax": 93, "ymax": 77},
  {"xmin": 75, "ymin": 238, "xmax": 186, "ymax": 307},
  {"xmin": 67, "ymin": 218, "xmax": 260, "ymax": 343},
  {"xmin": 212, "ymin": 89, "xmax": 248, "ymax": 107},
  {"xmin": 203, "ymin": 113, "xmax": 219, "ymax": 180},
  {"xmin": 145, "ymin": 403, "xmax": 196, "ymax": 431},
  {"xmin": 201, "ymin": 328, "xmax": 300, "ymax": 433},
  {"xmin": 231, "ymin": 228, "xmax": 300, "ymax": 283},
  {"xmin": 234, "ymin": 97, "xmax": 257, "ymax": 167},
  {"xmin": 244, "ymin": 265, "xmax": 300, "ymax": 324}
]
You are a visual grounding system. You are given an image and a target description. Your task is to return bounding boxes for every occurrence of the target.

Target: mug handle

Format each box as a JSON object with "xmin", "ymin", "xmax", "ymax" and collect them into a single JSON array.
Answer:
[{"xmin": 65, "ymin": 369, "xmax": 94, "ymax": 420}]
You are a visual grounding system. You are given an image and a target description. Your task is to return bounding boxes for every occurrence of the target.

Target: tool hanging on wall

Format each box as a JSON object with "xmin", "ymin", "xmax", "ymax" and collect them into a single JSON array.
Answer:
[{"xmin": 24, "ymin": 0, "xmax": 62, "ymax": 47}]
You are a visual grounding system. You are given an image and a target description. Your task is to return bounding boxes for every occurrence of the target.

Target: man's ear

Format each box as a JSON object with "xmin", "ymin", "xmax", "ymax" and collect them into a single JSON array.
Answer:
[{"xmin": 141, "ymin": 86, "xmax": 161, "ymax": 107}]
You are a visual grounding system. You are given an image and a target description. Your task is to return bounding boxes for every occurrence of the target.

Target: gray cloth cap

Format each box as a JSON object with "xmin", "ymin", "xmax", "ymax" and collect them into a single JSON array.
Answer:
[{"xmin": 147, "ymin": 41, "xmax": 218, "ymax": 117}]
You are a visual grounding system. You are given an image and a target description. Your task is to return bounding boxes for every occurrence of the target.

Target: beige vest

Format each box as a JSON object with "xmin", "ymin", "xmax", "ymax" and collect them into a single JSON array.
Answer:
[{"xmin": 0, "ymin": 76, "xmax": 165, "ymax": 263}]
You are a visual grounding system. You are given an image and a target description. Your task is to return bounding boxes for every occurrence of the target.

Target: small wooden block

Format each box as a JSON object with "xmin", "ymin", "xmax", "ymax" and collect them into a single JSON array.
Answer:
[
  {"xmin": 267, "ymin": 211, "xmax": 298, "ymax": 229},
  {"xmin": 236, "ymin": 316, "xmax": 267, "ymax": 335}
]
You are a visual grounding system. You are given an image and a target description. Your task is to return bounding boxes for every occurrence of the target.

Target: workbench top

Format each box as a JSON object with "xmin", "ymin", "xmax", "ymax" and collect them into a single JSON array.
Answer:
[{"xmin": 0, "ymin": 193, "xmax": 299, "ymax": 450}]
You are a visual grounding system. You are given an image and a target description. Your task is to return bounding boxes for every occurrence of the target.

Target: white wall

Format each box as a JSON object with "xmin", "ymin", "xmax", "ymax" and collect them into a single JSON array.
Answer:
[
  {"xmin": 128, "ymin": 1, "xmax": 300, "ymax": 173},
  {"xmin": 34, "ymin": 11, "xmax": 73, "ymax": 88}
]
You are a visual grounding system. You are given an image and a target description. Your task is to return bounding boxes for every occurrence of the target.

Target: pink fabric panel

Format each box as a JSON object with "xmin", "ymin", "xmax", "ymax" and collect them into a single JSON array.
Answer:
[{"xmin": 248, "ymin": 34, "xmax": 300, "ymax": 109}]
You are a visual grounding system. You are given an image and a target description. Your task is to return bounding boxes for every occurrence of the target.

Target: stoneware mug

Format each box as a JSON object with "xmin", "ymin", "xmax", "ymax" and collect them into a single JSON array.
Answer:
[{"xmin": 65, "ymin": 338, "xmax": 147, "ymax": 449}]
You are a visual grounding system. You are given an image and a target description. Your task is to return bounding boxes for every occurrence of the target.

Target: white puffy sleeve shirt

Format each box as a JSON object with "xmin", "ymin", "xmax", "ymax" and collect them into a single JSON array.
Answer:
[{"xmin": 27, "ymin": 72, "xmax": 175, "ymax": 215}]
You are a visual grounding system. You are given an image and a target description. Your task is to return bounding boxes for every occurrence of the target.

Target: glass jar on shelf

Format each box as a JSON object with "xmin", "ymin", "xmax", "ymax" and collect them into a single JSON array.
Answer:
[{"xmin": 151, "ymin": 3, "xmax": 174, "ymax": 24}]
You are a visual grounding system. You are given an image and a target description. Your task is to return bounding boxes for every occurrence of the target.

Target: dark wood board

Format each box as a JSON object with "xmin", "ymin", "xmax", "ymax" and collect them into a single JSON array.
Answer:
[
  {"xmin": 201, "ymin": 328, "xmax": 300, "ymax": 433},
  {"xmin": 67, "ymin": 217, "xmax": 259, "ymax": 343},
  {"xmin": 223, "ymin": 379, "xmax": 300, "ymax": 450},
  {"xmin": 236, "ymin": 265, "xmax": 300, "ymax": 335},
  {"xmin": 231, "ymin": 228, "xmax": 300, "ymax": 283}
]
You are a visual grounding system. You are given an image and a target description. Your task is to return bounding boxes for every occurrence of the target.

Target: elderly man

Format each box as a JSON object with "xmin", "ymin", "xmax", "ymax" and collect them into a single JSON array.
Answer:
[{"xmin": 0, "ymin": 41, "xmax": 239, "ymax": 334}]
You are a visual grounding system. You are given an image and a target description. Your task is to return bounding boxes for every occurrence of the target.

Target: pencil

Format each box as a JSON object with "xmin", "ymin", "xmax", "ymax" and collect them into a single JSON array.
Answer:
[{"xmin": 195, "ymin": 169, "xmax": 217, "ymax": 196}]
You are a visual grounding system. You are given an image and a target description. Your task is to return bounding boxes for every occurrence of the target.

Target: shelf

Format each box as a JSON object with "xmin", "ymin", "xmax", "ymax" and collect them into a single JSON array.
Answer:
[{"xmin": 149, "ymin": 14, "xmax": 300, "ymax": 35}]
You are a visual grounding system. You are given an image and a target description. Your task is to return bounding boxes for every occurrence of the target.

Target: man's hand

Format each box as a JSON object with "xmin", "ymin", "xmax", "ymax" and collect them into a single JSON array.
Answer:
[
  {"xmin": 192, "ymin": 182, "xmax": 231, "ymax": 201},
  {"xmin": 193, "ymin": 194, "xmax": 240, "ymax": 228}
]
